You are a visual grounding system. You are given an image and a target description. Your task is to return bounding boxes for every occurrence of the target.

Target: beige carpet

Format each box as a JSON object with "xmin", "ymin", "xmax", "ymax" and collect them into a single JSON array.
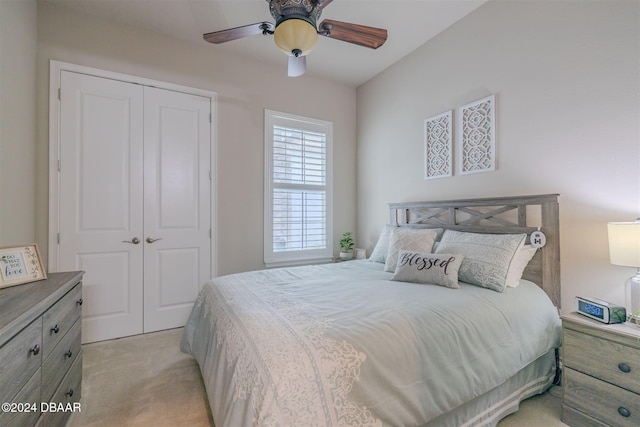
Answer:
[{"xmin": 69, "ymin": 328, "xmax": 567, "ymax": 427}]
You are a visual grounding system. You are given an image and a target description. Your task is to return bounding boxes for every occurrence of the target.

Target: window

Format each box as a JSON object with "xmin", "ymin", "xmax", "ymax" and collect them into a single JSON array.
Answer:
[{"xmin": 264, "ymin": 110, "xmax": 333, "ymax": 267}]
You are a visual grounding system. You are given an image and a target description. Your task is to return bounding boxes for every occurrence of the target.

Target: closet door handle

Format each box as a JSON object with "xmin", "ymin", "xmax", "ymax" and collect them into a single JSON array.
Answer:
[
  {"xmin": 146, "ymin": 237, "xmax": 162, "ymax": 244},
  {"xmin": 123, "ymin": 237, "xmax": 140, "ymax": 245}
]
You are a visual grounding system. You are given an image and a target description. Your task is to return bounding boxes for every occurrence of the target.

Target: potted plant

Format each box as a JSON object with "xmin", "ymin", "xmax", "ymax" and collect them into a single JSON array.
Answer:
[{"xmin": 339, "ymin": 232, "xmax": 355, "ymax": 260}]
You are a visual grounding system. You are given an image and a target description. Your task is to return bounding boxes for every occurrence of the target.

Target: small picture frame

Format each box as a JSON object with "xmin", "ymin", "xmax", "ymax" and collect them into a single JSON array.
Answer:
[
  {"xmin": 355, "ymin": 248, "xmax": 367, "ymax": 260},
  {"xmin": 0, "ymin": 244, "xmax": 47, "ymax": 289}
]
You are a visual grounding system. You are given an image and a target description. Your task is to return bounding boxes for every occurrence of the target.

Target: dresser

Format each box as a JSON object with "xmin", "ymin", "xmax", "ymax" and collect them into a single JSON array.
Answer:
[
  {"xmin": 0, "ymin": 271, "xmax": 84, "ymax": 427},
  {"xmin": 562, "ymin": 312, "xmax": 640, "ymax": 427}
]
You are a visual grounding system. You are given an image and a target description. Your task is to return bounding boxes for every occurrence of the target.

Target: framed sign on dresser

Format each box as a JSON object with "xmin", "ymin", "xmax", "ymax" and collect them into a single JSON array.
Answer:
[{"xmin": 0, "ymin": 271, "xmax": 84, "ymax": 427}]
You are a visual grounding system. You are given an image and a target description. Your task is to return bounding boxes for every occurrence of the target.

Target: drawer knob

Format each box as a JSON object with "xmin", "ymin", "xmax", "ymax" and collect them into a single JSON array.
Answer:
[
  {"xmin": 76, "ymin": 298, "xmax": 83, "ymax": 306},
  {"xmin": 618, "ymin": 407, "xmax": 631, "ymax": 418},
  {"xmin": 30, "ymin": 344, "xmax": 40, "ymax": 356},
  {"xmin": 51, "ymin": 324, "xmax": 60, "ymax": 334},
  {"xmin": 618, "ymin": 362, "xmax": 631, "ymax": 373},
  {"xmin": 65, "ymin": 388, "xmax": 74, "ymax": 397},
  {"xmin": 65, "ymin": 349, "xmax": 73, "ymax": 358}
]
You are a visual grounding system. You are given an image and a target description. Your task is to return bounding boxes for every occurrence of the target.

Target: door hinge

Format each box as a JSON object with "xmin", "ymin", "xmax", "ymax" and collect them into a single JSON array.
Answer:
[
  {"xmin": 58, "ymin": 88, "xmax": 61, "ymax": 101},
  {"xmin": 209, "ymin": 170, "xmax": 211, "ymax": 181},
  {"xmin": 57, "ymin": 233, "xmax": 60, "ymax": 244},
  {"xmin": 57, "ymin": 159, "xmax": 61, "ymax": 172},
  {"xmin": 209, "ymin": 229, "xmax": 212, "ymax": 239},
  {"xmin": 209, "ymin": 113, "xmax": 212, "ymax": 123}
]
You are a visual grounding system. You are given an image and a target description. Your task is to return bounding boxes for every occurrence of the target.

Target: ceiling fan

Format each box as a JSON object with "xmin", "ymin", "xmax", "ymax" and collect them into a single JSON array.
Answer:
[{"xmin": 203, "ymin": 0, "xmax": 388, "ymax": 77}]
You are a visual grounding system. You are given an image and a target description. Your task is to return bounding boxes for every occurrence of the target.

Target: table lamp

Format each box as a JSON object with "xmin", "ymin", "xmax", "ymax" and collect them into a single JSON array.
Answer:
[{"xmin": 608, "ymin": 220, "xmax": 640, "ymax": 317}]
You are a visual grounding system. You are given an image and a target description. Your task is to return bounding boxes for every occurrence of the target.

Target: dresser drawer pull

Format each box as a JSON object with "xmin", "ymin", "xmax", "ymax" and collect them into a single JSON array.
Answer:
[
  {"xmin": 30, "ymin": 344, "xmax": 40, "ymax": 356},
  {"xmin": 51, "ymin": 324, "xmax": 60, "ymax": 334},
  {"xmin": 65, "ymin": 388, "xmax": 74, "ymax": 397},
  {"xmin": 618, "ymin": 362, "xmax": 631, "ymax": 373},
  {"xmin": 65, "ymin": 349, "xmax": 73, "ymax": 358},
  {"xmin": 618, "ymin": 407, "xmax": 631, "ymax": 418},
  {"xmin": 76, "ymin": 298, "xmax": 83, "ymax": 306}
]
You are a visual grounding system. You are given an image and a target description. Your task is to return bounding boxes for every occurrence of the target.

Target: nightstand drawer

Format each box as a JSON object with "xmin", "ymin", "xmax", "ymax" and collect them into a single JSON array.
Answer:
[
  {"xmin": 564, "ymin": 367, "xmax": 640, "ymax": 427},
  {"xmin": 564, "ymin": 327, "xmax": 640, "ymax": 394}
]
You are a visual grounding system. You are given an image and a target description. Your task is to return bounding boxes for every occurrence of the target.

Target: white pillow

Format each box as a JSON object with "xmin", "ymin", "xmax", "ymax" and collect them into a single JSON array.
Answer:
[
  {"xmin": 391, "ymin": 251, "xmax": 465, "ymax": 289},
  {"xmin": 384, "ymin": 228, "xmax": 438, "ymax": 272},
  {"xmin": 368, "ymin": 225, "xmax": 393, "ymax": 263},
  {"xmin": 505, "ymin": 245, "xmax": 538, "ymax": 287},
  {"xmin": 434, "ymin": 230, "xmax": 526, "ymax": 292}
]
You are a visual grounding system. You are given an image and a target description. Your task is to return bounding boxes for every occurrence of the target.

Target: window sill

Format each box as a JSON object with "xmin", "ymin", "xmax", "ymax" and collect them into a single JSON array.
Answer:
[{"xmin": 264, "ymin": 256, "xmax": 334, "ymax": 269}]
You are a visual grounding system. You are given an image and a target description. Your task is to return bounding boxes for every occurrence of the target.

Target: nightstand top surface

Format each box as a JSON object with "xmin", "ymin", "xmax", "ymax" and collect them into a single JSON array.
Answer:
[{"xmin": 563, "ymin": 311, "xmax": 640, "ymax": 339}]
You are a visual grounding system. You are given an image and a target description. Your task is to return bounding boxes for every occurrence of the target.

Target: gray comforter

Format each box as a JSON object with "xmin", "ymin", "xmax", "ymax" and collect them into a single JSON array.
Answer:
[{"xmin": 181, "ymin": 260, "xmax": 561, "ymax": 427}]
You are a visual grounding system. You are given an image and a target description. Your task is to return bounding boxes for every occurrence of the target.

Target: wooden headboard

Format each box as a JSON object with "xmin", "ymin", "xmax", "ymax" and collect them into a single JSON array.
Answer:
[{"xmin": 388, "ymin": 194, "xmax": 561, "ymax": 308}]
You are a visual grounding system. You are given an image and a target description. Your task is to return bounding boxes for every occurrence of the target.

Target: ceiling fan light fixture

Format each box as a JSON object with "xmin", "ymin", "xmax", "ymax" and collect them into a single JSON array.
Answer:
[{"xmin": 274, "ymin": 18, "xmax": 318, "ymax": 57}]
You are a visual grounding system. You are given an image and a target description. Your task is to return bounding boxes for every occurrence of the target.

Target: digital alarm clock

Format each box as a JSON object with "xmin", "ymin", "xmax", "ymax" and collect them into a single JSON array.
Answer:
[{"xmin": 575, "ymin": 296, "xmax": 626, "ymax": 324}]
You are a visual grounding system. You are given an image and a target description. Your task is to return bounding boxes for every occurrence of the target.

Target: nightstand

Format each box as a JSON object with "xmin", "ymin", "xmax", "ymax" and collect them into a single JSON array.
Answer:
[{"xmin": 561, "ymin": 312, "xmax": 640, "ymax": 427}]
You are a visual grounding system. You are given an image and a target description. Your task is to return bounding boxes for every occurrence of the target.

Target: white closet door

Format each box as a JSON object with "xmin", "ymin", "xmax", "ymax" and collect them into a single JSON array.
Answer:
[
  {"xmin": 58, "ymin": 71, "xmax": 144, "ymax": 342},
  {"xmin": 142, "ymin": 87, "xmax": 211, "ymax": 332}
]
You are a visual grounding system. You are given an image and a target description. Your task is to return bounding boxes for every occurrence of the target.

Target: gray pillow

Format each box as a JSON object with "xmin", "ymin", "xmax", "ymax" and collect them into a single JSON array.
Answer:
[
  {"xmin": 434, "ymin": 230, "xmax": 526, "ymax": 292},
  {"xmin": 384, "ymin": 228, "xmax": 438, "ymax": 272},
  {"xmin": 368, "ymin": 224, "xmax": 392, "ymax": 263},
  {"xmin": 391, "ymin": 251, "xmax": 464, "ymax": 289}
]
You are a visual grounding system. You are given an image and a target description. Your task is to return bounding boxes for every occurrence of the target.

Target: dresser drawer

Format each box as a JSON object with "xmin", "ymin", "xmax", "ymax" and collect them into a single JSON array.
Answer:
[
  {"xmin": 0, "ymin": 272, "xmax": 83, "ymax": 427},
  {"xmin": 0, "ymin": 318, "xmax": 42, "ymax": 404},
  {"xmin": 42, "ymin": 318, "xmax": 82, "ymax": 402},
  {"xmin": 42, "ymin": 283, "xmax": 82, "ymax": 359},
  {"xmin": 40, "ymin": 351, "xmax": 82, "ymax": 427},
  {"xmin": 564, "ymin": 327, "xmax": 640, "ymax": 394},
  {"xmin": 564, "ymin": 367, "xmax": 640, "ymax": 427},
  {"xmin": 0, "ymin": 368, "xmax": 41, "ymax": 427}
]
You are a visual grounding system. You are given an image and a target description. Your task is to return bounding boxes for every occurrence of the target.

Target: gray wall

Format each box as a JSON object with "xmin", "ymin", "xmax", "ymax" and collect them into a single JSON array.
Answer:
[
  {"xmin": 356, "ymin": 0, "xmax": 640, "ymax": 313},
  {"xmin": 0, "ymin": 0, "xmax": 38, "ymax": 245}
]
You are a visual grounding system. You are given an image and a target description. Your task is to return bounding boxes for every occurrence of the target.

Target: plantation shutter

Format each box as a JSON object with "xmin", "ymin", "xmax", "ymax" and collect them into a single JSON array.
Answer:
[{"xmin": 265, "ymin": 111, "xmax": 333, "ymax": 266}]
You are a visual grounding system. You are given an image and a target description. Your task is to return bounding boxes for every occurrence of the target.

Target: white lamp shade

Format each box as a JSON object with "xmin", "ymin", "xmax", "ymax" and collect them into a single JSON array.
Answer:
[
  {"xmin": 608, "ymin": 221, "xmax": 640, "ymax": 267},
  {"xmin": 274, "ymin": 18, "xmax": 318, "ymax": 56}
]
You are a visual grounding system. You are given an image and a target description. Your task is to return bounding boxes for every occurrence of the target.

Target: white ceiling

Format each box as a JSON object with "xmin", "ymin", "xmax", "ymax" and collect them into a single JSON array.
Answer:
[{"xmin": 41, "ymin": 0, "xmax": 488, "ymax": 87}]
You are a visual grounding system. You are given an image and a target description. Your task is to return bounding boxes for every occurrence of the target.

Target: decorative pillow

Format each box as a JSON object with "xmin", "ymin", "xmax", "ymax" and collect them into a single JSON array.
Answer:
[
  {"xmin": 384, "ymin": 228, "xmax": 438, "ymax": 272},
  {"xmin": 430, "ymin": 228, "xmax": 446, "ymax": 242},
  {"xmin": 505, "ymin": 245, "xmax": 538, "ymax": 288},
  {"xmin": 391, "ymin": 251, "xmax": 464, "ymax": 289},
  {"xmin": 368, "ymin": 225, "xmax": 393, "ymax": 263},
  {"xmin": 434, "ymin": 230, "xmax": 526, "ymax": 292}
]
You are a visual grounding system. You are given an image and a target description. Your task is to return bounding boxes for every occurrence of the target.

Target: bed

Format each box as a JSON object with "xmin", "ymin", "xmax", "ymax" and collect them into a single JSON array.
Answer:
[{"xmin": 181, "ymin": 194, "xmax": 562, "ymax": 427}]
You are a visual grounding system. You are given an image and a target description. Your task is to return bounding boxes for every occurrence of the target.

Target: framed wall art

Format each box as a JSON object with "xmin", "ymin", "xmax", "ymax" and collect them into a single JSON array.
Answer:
[
  {"xmin": 424, "ymin": 110, "xmax": 453, "ymax": 180},
  {"xmin": 0, "ymin": 244, "xmax": 47, "ymax": 289},
  {"xmin": 457, "ymin": 95, "xmax": 495, "ymax": 175}
]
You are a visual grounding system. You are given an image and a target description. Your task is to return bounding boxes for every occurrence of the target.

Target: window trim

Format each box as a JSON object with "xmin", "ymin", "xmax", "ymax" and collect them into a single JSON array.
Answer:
[{"xmin": 264, "ymin": 109, "xmax": 333, "ymax": 267}]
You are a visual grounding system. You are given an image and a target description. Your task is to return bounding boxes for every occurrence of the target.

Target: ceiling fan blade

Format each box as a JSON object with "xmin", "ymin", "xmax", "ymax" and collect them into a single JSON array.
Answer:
[
  {"xmin": 288, "ymin": 55, "xmax": 307, "ymax": 77},
  {"xmin": 203, "ymin": 22, "xmax": 274, "ymax": 44},
  {"xmin": 318, "ymin": 19, "xmax": 387, "ymax": 49}
]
